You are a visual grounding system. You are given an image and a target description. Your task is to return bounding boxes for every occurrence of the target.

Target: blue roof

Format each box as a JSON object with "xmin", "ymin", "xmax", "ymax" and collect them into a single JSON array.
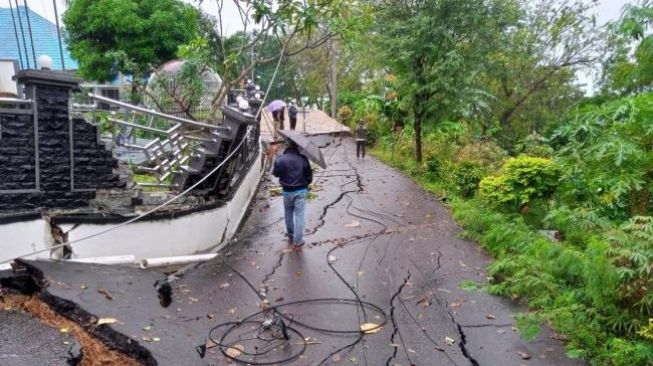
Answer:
[{"xmin": 0, "ymin": 6, "xmax": 77, "ymax": 71}]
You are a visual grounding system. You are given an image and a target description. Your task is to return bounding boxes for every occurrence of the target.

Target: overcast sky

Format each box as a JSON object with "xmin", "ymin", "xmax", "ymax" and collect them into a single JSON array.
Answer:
[
  {"xmin": 0, "ymin": 0, "xmax": 636, "ymax": 33},
  {"xmin": 0, "ymin": 0, "xmax": 636, "ymax": 92}
]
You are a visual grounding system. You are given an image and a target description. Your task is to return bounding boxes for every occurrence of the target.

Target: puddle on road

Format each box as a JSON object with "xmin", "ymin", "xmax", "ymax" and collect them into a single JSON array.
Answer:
[{"xmin": 0, "ymin": 293, "xmax": 141, "ymax": 366}]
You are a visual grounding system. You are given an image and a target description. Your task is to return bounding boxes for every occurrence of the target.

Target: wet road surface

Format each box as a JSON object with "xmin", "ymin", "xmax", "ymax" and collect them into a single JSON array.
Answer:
[{"xmin": 1, "ymin": 136, "xmax": 585, "ymax": 366}]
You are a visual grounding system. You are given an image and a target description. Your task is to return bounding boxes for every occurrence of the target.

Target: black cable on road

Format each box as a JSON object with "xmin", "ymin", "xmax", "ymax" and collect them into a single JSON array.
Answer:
[{"xmin": 206, "ymin": 262, "xmax": 388, "ymax": 365}]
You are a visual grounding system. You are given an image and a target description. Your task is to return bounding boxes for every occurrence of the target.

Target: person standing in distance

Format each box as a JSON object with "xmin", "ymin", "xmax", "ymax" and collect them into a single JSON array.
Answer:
[
  {"xmin": 272, "ymin": 139, "xmax": 312, "ymax": 250},
  {"xmin": 288, "ymin": 99, "xmax": 299, "ymax": 130},
  {"xmin": 355, "ymin": 119, "xmax": 368, "ymax": 158}
]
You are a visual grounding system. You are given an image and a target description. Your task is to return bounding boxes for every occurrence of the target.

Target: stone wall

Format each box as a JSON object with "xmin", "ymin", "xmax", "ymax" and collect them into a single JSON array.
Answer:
[
  {"xmin": 0, "ymin": 70, "xmax": 123, "ymax": 212},
  {"xmin": 0, "ymin": 113, "xmax": 36, "ymax": 191}
]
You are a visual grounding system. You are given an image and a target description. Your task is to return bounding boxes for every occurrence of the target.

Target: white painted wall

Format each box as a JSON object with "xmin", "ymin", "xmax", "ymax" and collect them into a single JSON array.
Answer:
[
  {"xmin": 0, "ymin": 218, "xmax": 53, "ymax": 269},
  {"xmin": 66, "ymin": 151, "xmax": 264, "ymax": 260},
  {"xmin": 0, "ymin": 148, "xmax": 265, "ymax": 266},
  {"xmin": 0, "ymin": 60, "xmax": 18, "ymax": 95}
]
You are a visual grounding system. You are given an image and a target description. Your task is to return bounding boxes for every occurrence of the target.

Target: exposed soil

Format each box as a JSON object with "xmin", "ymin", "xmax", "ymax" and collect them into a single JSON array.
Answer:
[{"xmin": 0, "ymin": 293, "xmax": 141, "ymax": 366}]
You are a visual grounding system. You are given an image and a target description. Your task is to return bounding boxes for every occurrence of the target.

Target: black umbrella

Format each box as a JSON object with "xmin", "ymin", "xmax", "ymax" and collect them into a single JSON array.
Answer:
[{"xmin": 278, "ymin": 130, "xmax": 327, "ymax": 169}]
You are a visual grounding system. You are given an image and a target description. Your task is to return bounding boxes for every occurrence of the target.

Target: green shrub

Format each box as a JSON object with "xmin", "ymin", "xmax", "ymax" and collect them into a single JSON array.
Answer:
[
  {"xmin": 452, "ymin": 162, "xmax": 484, "ymax": 198},
  {"xmin": 337, "ymin": 105, "xmax": 353, "ymax": 124},
  {"xmin": 455, "ymin": 139, "xmax": 506, "ymax": 171},
  {"xmin": 425, "ymin": 158, "xmax": 443, "ymax": 181},
  {"xmin": 515, "ymin": 132, "xmax": 554, "ymax": 157},
  {"xmin": 479, "ymin": 156, "xmax": 559, "ymax": 209}
]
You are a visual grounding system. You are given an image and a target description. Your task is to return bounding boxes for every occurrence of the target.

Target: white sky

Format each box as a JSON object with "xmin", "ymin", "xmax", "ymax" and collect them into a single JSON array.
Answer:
[
  {"xmin": 0, "ymin": 0, "xmax": 637, "ymax": 92},
  {"xmin": 2, "ymin": 0, "xmax": 635, "ymax": 32}
]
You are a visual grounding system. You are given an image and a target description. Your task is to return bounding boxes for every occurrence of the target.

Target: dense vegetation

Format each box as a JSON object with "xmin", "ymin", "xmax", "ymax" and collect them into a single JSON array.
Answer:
[{"xmin": 337, "ymin": 0, "xmax": 653, "ymax": 364}]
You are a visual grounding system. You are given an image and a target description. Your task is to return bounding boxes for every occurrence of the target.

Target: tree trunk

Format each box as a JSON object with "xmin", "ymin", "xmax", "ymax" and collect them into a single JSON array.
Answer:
[
  {"xmin": 130, "ymin": 80, "xmax": 140, "ymax": 105},
  {"xmin": 631, "ymin": 177, "xmax": 650, "ymax": 216},
  {"xmin": 329, "ymin": 38, "xmax": 338, "ymax": 119},
  {"xmin": 414, "ymin": 104, "xmax": 423, "ymax": 163}
]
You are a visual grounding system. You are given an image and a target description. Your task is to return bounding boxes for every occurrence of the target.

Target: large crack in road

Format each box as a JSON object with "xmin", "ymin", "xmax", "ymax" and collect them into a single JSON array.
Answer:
[{"xmin": 385, "ymin": 273, "xmax": 412, "ymax": 366}]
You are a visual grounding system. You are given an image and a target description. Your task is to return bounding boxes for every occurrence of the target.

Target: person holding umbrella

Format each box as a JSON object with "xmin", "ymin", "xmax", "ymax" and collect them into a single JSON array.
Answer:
[
  {"xmin": 273, "ymin": 130, "xmax": 327, "ymax": 250},
  {"xmin": 266, "ymin": 100, "xmax": 287, "ymax": 130},
  {"xmin": 273, "ymin": 139, "xmax": 313, "ymax": 249}
]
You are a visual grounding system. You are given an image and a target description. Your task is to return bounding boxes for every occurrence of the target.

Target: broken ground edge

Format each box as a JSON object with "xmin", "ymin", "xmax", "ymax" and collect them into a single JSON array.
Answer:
[{"xmin": 1, "ymin": 260, "xmax": 157, "ymax": 366}]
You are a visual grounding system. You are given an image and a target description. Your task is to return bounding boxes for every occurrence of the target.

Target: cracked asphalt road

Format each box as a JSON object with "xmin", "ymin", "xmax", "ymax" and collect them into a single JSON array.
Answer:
[{"xmin": 1, "ymin": 135, "xmax": 586, "ymax": 366}]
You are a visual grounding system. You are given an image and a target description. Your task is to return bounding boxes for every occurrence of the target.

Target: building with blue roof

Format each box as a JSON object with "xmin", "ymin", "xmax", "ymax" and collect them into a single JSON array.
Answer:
[{"xmin": 0, "ymin": 5, "xmax": 77, "ymax": 71}]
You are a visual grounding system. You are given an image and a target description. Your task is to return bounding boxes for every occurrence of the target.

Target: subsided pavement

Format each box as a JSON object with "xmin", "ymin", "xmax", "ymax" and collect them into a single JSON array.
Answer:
[{"xmin": 0, "ymin": 135, "xmax": 585, "ymax": 366}]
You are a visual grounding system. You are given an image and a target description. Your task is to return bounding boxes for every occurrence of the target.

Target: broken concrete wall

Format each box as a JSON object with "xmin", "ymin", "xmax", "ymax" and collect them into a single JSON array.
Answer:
[{"xmin": 0, "ymin": 70, "xmax": 123, "ymax": 211}]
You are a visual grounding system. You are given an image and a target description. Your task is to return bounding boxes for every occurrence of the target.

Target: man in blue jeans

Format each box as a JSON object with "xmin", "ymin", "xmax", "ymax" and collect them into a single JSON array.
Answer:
[{"xmin": 272, "ymin": 140, "xmax": 312, "ymax": 250}]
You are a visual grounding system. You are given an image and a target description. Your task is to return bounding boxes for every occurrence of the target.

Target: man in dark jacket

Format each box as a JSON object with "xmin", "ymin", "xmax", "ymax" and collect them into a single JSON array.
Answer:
[
  {"xmin": 288, "ymin": 100, "xmax": 298, "ymax": 130},
  {"xmin": 355, "ymin": 119, "xmax": 368, "ymax": 158},
  {"xmin": 272, "ymin": 140, "xmax": 312, "ymax": 248}
]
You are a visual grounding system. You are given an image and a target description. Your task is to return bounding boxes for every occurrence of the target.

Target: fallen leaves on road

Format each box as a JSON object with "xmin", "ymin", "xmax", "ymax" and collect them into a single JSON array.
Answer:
[
  {"xmin": 141, "ymin": 336, "xmax": 161, "ymax": 342},
  {"xmin": 97, "ymin": 288, "xmax": 113, "ymax": 301},
  {"xmin": 360, "ymin": 322, "xmax": 382, "ymax": 334},
  {"xmin": 416, "ymin": 297, "xmax": 432, "ymax": 307},
  {"xmin": 205, "ymin": 339, "xmax": 218, "ymax": 349},
  {"xmin": 225, "ymin": 344, "xmax": 245, "ymax": 358},
  {"xmin": 517, "ymin": 351, "xmax": 531, "ymax": 360},
  {"xmin": 345, "ymin": 220, "xmax": 361, "ymax": 228},
  {"xmin": 97, "ymin": 318, "xmax": 118, "ymax": 325}
]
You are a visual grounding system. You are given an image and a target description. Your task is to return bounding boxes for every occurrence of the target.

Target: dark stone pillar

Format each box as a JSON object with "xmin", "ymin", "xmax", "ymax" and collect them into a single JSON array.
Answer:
[{"xmin": 0, "ymin": 70, "xmax": 124, "ymax": 212}]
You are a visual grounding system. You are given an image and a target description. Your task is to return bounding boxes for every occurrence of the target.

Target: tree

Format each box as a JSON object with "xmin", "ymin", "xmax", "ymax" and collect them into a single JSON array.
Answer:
[
  {"xmin": 553, "ymin": 93, "xmax": 653, "ymax": 216},
  {"xmin": 483, "ymin": 0, "xmax": 602, "ymax": 142},
  {"xmin": 602, "ymin": 0, "xmax": 653, "ymax": 94},
  {"xmin": 63, "ymin": 0, "xmax": 199, "ymax": 85},
  {"xmin": 177, "ymin": 0, "xmax": 365, "ymax": 120},
  {"xmin": 375, "ymin": 0, "xmax": 510, "ymax": 162}
]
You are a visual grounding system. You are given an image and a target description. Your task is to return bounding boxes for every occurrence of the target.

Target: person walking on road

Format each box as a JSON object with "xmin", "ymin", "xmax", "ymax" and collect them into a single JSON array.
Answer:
[
  {"xmin": 278, "ymin": 106, "xmax": 286, "ymax": 130},
  {"xmin": 273, "ymin": 140, "xmax": 313, "ymax": 250},
  {"xmin": 355, "ymin": 119, "xmax": 368, "ymax": 158},
  {"xmin": 288, "ymin": 99, "xmax": 299, "ymax": 130}
]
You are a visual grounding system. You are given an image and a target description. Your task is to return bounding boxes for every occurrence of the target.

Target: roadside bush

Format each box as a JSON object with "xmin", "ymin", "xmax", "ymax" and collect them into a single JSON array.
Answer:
[
  {"xmin": 452, "ymin": 162, "xmax": 484, "ymax": 198},
  {"xmin": 337, "ymin": 105, "xmax": 353, "ymax": 124},
  {"xmin": 479, "ymin": 156, "xmax": 559, "ymax": 210},
  {"xmin": 455, "ymin": 138, "xmax": 506, "ymax": 171},
  {"xmin": 423, "ymin": 157, "xmax": 442, "ymax": 180},
  {"xmin": 515, "ymin": 132, "xmax": 554, "ymax": 157}
]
